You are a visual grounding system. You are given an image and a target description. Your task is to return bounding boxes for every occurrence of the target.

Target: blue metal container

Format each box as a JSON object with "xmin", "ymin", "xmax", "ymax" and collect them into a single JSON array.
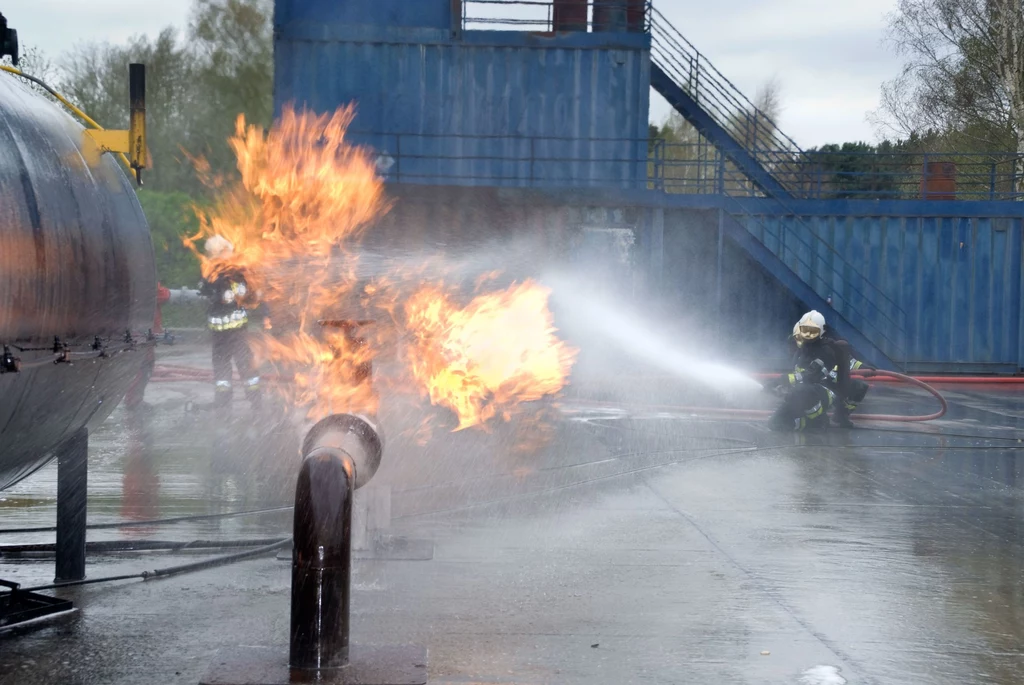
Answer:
[{"xmin": 274, "ymin": 0, "xmax": 650, "ymax": 189}]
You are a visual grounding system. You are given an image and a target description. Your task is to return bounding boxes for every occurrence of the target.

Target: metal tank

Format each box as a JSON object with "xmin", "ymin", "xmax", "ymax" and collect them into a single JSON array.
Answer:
[{"xmin": 0, "ymin": 73, "xmax": 155, "ymax": 491}]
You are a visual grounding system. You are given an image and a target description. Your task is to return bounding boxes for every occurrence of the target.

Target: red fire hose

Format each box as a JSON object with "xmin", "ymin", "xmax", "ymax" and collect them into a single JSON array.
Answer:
[
  {"xmin": 151, "ymin": 365, "xmax": 947, "ymax": 423},
  {"xmin": 574, "ymin": 370, "xmax": 948, "ymax": 423}
]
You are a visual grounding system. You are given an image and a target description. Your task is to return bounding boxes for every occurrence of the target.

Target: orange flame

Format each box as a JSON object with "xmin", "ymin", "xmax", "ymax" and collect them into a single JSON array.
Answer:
[
  {"xmin": 401, "ymin": 281, "xmax": 577, "ymax": 431},
  {"xmin": 185, "ymin": 105, "xmax": 576, "ymax": 429}
]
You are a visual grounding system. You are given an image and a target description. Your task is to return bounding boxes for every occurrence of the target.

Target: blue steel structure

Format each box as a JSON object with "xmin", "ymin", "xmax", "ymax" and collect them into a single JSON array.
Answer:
[
  {"xmin": 275, "ymin": 0, "xmax": 650, "ymax": 189},
  {"xmin": 274, "ymin": 0, "xmax": 1024, "ymax": 373}
]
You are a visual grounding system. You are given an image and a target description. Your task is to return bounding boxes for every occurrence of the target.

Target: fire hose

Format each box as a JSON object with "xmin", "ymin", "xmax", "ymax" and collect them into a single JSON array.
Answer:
[{"xmin": 574, "ymin": 370, "xmax": 948, "ymax": 423}]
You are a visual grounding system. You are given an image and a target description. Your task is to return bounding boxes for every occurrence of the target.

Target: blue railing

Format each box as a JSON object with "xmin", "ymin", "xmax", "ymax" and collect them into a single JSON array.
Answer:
[
  {"xmin": 652, "ymin": 144, "xmax": 1024, "ymax": 201},
  {"xmin": 462, "ymin": 0, "xmax": 652, "ymax": 33},
  {"xmin": 359, "ymin": 131, "xmax": 1024, "ymax": 201}
]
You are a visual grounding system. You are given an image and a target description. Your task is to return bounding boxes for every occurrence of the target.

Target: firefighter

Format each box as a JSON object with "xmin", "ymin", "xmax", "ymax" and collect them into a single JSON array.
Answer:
[
  {"xmin": 765, "ymin": 311, "xmax": 851, "ymax": 431},
  {"xmin": 786, "ymin": 310, "xmax": 870, "ymax": 428},
  {"xmin": 764, "ymin": 358, "xmax": 836, "ymax": 432},
  {"xmin": 200, "ymin": 236, "xmax": 264, "ymax": 411}
]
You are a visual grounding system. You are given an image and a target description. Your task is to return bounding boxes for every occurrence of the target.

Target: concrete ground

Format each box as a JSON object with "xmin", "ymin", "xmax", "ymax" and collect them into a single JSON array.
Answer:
[{"xmin": 1, "ymin": 341, "xmax": 1023, "ymax": 684}]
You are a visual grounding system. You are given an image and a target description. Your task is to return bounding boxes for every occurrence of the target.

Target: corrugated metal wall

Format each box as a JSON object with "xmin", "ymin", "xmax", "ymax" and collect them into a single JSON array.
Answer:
[
  {"xmin": 275, "ymin": 2, "xmax": 650, "ymax": 189},
  {"xmin": 742, "ymin": 212, "xmax": 1024, "ymax": 372}
]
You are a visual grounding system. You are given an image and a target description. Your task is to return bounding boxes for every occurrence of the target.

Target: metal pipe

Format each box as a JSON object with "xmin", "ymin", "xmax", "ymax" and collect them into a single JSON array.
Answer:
[
  {"xmin": 55, "ymin": 428, "xmax": 88, "ymax": 582},
  {"xmin": 290, "ymin": 413, "xmax": 384, "ymax": 673}
]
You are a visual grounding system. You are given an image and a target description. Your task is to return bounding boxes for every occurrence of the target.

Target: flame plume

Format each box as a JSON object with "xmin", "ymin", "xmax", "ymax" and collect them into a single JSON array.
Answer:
[{"xmin": 185, "ymin": 105, "xmax": 576, "ymax": 429}]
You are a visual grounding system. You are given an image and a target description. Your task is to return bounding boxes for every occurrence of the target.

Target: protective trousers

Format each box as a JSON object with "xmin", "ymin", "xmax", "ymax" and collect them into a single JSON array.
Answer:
[
  {"xmin": 211, "ymin": 328, "xmax": 260, "ymax": 408},
  {"xmin": 769, "ymin": 384, "xmax": 834, "ymax": 432},
  {"xmin": 835, "ymin": 378, "xmax": 869, "ymax": 420}
]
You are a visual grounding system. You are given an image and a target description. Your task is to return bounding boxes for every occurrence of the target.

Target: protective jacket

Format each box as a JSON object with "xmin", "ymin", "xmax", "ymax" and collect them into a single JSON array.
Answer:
[{"xmin": 200, "ymin": 271, "xmax": 261, "ymax": 332}]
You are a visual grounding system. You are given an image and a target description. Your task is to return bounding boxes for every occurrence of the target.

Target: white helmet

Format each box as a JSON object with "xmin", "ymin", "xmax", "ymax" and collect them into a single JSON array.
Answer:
[
  {"xmin": 204, "ymin": 235, "xmax": 234, "ymax": 260},
  {"xmin": 794, "ymin": 310, "xmax": 826, "ymax": 344}
]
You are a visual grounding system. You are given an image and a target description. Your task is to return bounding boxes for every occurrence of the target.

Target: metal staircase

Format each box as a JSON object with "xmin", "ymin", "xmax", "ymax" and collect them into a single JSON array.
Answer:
[
  {"xmin": 648, "ymin": 7, "xmax": 810, "ymax": 198},
  {"xmin": 647, "ymin": 6, "xmax": 907, "ymax": 367}
]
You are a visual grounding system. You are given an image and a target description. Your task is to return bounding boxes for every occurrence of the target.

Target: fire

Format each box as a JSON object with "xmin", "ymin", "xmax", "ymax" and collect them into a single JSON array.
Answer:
[
  {"xmin": 185, "ymin": 105, "xmax": 576, "ymax": 429},
  {"xmin": 401, "ymin": 281, "xmax": 577, "ymax": 431}
]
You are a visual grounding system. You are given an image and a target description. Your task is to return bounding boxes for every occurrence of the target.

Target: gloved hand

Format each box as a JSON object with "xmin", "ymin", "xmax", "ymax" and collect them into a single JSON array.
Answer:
[
  {"xmin": 761, "ymin": 376, "xmax": 788, "ymax": 394},
  {"xmin": 806, "ymin": 358, "xmax": 827, "ymax": 382}
]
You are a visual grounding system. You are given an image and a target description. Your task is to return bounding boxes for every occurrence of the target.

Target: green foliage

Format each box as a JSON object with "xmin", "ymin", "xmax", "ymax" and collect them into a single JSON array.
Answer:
[
  {"xmin": 57, "ymin": 0, "xmax": 273, "ymax": 197},
  {"xmin": 137, "ymin": 191, "xmax": 202, "ymax": 288}
]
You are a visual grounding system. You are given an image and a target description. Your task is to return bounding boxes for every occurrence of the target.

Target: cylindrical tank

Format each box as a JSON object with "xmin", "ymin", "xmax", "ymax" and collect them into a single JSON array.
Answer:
[
  {"xmin": 0, "ymin": 74, "xmax": 155, "ymax": 490},
  {"xmin": 552, "ymin": 0, "xmax": 588, "ymax": 32}
]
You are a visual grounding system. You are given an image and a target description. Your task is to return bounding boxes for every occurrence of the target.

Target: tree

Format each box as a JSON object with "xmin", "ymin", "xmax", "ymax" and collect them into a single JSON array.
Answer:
[
  {"xmin": 137, "ymin": 190, "xmax": 203, "ymax": 288},
  {"xmin": 57, "ymin": 0, "xmax": 273, "ymax": 196},
  {"xmin": 875, "ymin": 0, "xmax": 1024, "ymax": 157},
  {"xmin": 1, "ymin": 45, "xmax": 60, "ymax": 102},
  {"xmin": 61, "ymin": 29, "xmax": 199, "ymax": 192}
]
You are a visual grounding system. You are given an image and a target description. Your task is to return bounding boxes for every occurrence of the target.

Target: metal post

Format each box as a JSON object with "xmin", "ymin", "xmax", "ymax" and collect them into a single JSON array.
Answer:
[
  {"xmin": 55, "ymin": 428, "xmax": 88, "ymax": 582},
  {"xmin": 290, "ymin": 448, "xmax": 354, "ymax": 672},
  {"xmin": 395, "ymin": 135, "xmax": 401, "ymax": 183},
  {"xmin": 529, "ymin": 137, "xmax": 536, "ymax": 186},
  {"xmin": 990, "ymin": 161, "xmax": 997, "ymax": 200},
  {"xmin": 716, "ymin": 208, "xmax": 724, "ymax": 338},
  {"xmin": 921, "ymin": 153, "xmax": 929, "ymax": 200}
]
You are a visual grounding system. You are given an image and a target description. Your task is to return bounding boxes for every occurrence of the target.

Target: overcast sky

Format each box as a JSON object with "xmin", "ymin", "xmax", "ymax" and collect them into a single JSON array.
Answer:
[{"xmin": 8, "ymin": 0, "xmax": 902, "ymax": 148}]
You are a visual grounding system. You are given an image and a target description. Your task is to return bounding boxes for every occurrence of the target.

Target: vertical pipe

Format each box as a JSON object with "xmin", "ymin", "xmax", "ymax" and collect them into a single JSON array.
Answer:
[
  {"xmin": 716, "ymin": 208, "xmax": 724, "ymax": 334},
  {"xmin": 593, "ymin": 0, "xmax": 627, "ymax": 32},
  {"xmin": 651, "ymin": 207, "xmax": 664, "ymax": 293},
  {"xmin": 290, "ymin": 449, "xmax": 355, "ymax": 672},
  {"xmin": 552, "ymin": 0, "xmax": 587, "ymax": 32},
  {"xmin": 626, "ymin": 0, "xmax": 646, "ymax": 32},
  {"xmin": 55, "ymin": 428, "xmax": 88, "ymax": 582},
  {"xmin": 128, "ymin": 63, "xmax": 146, "ymax": 185}
]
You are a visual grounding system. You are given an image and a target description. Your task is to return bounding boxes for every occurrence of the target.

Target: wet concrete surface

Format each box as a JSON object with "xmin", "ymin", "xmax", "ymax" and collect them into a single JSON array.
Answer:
[{"xmin": 2, "ymin": 342, "xmax": 1024, "ymax": 684}]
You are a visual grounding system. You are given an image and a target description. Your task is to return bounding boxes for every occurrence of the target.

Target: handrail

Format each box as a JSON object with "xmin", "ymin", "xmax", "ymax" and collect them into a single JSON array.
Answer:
[
  {"xmin": 463, "ymin": 0, "xmax": 654, "ymax": 32},
  {"xmin": 719, "ymin": 192, "xmax": 909, "ymax": 362},
  {"xmin": 648, "ymin": 7, "xmax": 811, "ymax": 195}
]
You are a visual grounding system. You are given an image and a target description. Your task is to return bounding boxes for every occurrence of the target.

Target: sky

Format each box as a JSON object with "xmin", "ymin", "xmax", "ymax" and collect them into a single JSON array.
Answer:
[{"xmin": 7, "ymin": 0, "xmax": 903, "ymax": 149}]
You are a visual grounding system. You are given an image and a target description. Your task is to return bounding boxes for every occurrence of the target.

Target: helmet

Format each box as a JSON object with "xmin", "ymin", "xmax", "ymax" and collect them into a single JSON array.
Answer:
[
  {"xmin": 794, "ymin": 310, "xmax": 825, "ymax": 344},
  {"xmin": 204, "ymin": 235, "xmax": 234, "ymax": 260}
]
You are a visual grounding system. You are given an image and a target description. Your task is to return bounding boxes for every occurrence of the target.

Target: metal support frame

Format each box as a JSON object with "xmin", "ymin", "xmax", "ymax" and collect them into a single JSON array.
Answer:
[
  {"xmin": 81, "ymin": 63, "xmax": 146, "ymax": 186},
  {"xmin": 55, "ymin": 428, "xmax": 88, "ymax": 583}
]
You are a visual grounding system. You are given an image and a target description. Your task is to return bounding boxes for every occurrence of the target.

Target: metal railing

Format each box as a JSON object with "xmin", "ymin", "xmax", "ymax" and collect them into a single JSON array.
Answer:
[
  {"xmin": 650, "ymin": 144, "xmax": 1024, "ymax": 201},
  {"xmin": 647, "ymin": 7, "xmax": 810, "ymax": 196},
  {"xmin": 359, "ymin": 132, "xmax": 650, "ymax": 188},
  {"xmin": 362, "ymin": 132, "xmax": 1024, "ymax": 202},
  {"xmin": 462, "ymin": 0, "xmax": 652, "ymax": 33}
]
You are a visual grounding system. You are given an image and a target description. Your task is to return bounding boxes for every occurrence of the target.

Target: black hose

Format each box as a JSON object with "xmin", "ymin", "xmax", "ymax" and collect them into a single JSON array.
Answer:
[
  {"xmin": 0, "ymin": 537, "xmax": 287, "ymax": 555},
  {"xmin": 0, "ymin": 505, "xmax": 293, "ymax": 535},
  {"xmin": 7, "ymin": 538, "xmax": 291, "ymax": 594}
]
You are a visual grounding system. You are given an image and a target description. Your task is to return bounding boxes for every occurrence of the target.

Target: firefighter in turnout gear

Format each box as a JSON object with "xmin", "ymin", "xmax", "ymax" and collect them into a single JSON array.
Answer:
[
  {"xmin": 781, "ymin": 310, "xmax": 871, "ymax": 428},
  {"xmin": 764, "ymin": 311, "xmax": 850, "ymax": 432},
  {"xmin": 200, "ymin": 236, "xmax": 265, "ymax": 410}
]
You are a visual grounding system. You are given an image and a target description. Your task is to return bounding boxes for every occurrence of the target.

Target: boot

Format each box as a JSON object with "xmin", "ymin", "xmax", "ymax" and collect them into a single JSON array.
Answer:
[{"xmin": 832, "ymin": 406, "xmax": 854, "ymax": 429}]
